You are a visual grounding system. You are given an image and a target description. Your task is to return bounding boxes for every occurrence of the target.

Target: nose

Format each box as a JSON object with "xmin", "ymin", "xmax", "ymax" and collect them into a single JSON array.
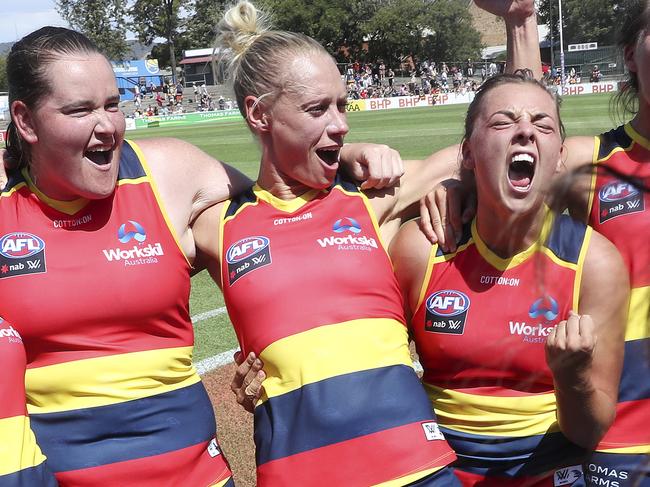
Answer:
[
  {"xmin": 514, "ymin": 118, "xmax": 535, "ymax": 144},
  {"xmin": 94, "ymin": 109, "xmax": 117, "ymax": 138},
  {"xmin": 328, "ymin": 108, "xmax": 349, "ymax": 138}
]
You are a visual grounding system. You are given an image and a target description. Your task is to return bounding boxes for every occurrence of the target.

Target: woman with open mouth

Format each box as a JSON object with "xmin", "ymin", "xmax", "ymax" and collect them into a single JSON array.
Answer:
[{"xmin": 389, "ymin": 70, "xmax": 629, "ymax": 486}]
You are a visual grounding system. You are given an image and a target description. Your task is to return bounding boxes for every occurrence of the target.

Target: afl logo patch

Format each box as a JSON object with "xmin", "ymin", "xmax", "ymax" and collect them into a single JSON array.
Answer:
[
  {"xmin": 598, "ymin": 180, "xmax": 644, "ymax": 224},
  {"xmin": 226, "ymin": 236, "xmax": 272, "ymax": 285},
  {"xmin": 0, "ymin": 233, "xmax": 45, "ymax": 259},
  {"xmin": 0, "ymin": 232, "xmax": 47, "ymax": 279},
  {"xmin": 598, "ymin": 181, "xmax": 639, "ymax": 202},
  {"xmin": 424, "ymin": 290, "xmax": 470, "ymax": 334}
]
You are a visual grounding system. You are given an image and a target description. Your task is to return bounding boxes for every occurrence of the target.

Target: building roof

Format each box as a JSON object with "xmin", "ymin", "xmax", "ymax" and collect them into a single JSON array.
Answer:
[{"xmin": 179, "ymin": 55, "xmax": 215, "ymax": 65}]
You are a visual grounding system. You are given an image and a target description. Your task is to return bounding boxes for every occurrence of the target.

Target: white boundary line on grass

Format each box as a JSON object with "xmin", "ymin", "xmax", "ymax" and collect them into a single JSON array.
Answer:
[{"xmin": 191, "ymin": 306, "xmax": 424, "ymax": 376}]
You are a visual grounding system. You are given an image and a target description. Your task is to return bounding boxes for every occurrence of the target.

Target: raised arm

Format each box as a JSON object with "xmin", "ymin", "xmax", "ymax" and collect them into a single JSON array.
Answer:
[
  {"xmin": 475, "ymin": 0, "xmax": 542, "ymax": 77},
  {"xmin": 546, "ymin": 231, "xmax": 629, "ymax": 448}
]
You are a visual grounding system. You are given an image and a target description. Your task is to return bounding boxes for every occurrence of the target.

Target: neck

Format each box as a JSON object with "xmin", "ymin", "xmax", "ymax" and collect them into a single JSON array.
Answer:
[
  {"xmin": 630, "ymin": 103, "xmax": 650, "ymax": 140},
  {"xmin": 256, "ymin": 158, "xmax": 316, "ymax": 201},
  {"xmin": 475, "ymin": 204, "xmax": 547, "ymax": 258}
]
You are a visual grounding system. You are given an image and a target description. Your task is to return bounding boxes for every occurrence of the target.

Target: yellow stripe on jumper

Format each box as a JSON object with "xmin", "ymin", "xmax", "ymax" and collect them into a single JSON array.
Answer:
[
  {"xmin": 375, "ymin": 467, "xmax": 443, "ymax": 487},
  {"xmin": 210, "ymin": 477, "xmax": 235, "ymax": 487},
  {"xmin": 26, "ymin": 346, "xmax": 200, "ymax": 414},
  {"xmin": 0, "ymin": 415, "xmax": 47, "ymax": 476},
  {"xmin": 424, "ymin": 383, "xmax": 559, "ymax": 437},
  {"xmin": 627, "ymin": 286, "xmax": 650, "ymax": 341},
  {"xmin": 258, "ymin": 318, "xmax": 412, "ymax": 403},
  {"xmin": 598, "ymin": 444, "xmax": 650, "ymax": 454}
]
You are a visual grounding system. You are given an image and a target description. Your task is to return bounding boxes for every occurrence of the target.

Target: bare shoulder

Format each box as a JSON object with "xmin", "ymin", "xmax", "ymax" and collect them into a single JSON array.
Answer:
[
  {"xmin": 581, "ymin": 229, "xmax": 629, "ymax": 309},
  {"xmin": 563, "ymin": 136, "xmax": 596, "ymax": 172},
  {"xmin": 131, "ymin": 137, "xmax": 251, "ymax": 224},
  {"xmin": 390, "ymin": 219, "xmax": 434, "ymax": 311}
]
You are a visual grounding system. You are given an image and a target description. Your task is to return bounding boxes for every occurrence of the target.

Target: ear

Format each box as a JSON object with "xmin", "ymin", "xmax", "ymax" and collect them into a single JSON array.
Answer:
[
  {"xmin": 461, "ymin": 139, "xmax": 475, "ymax": 170},
  {"xmin": 244, "ymin": 95, "xmax": 270, "ymax": 134},
  {"xmin": 624, "ymin": 43, "xmax": 638, "ymax": 74},
  {"xmin": 555, "ymin": 141, "xmax": 566, "ymax": 174},
  {"xmin": 11, "ymin": 101, "xmax": 38, "ymax": 144}
]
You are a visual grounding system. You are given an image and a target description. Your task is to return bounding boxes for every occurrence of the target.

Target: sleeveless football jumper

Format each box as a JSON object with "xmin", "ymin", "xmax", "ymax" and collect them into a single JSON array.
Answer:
[
  {"xmin": 0, "ymin": 141, "xmax": 232, "ymax": 487},
  {"xmin": 220, "ymin": 175, "xmax": 457, "ymax": 486},
  {"xmin": 412, "ymin": 213, "xmax": 590, "ymax": 486},
  {"xmin": 585, "ymin": 124, "xmax": 650, "ymax": 485}
]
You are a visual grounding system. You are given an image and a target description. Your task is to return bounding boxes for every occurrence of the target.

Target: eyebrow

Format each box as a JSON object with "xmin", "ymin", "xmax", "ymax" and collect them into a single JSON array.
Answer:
[
  {"xmin": 492, "ymin": 109, "xmax": 553, "ymax": 120},
  {"xmin": 61, "ymin": 95, "xmax": 120, "ymax": 110}
]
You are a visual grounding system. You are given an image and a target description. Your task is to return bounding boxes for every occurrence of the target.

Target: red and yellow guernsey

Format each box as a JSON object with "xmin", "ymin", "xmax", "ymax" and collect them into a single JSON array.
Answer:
[
  {"xmin": 0, "ymin": 141, "xmax": 232, "ymax": 487},
  {"xmin": 219, "ymin": 175, "xmax": 456, "ymax": 486},
  {"xmin": 0, "ymin": 317, "xmax": 57, "ymax": 487},
  {"xmin": 586, "ymin": 124, "xmax": 650, "ymax": 468},
  {"xmin": 412, "ymin": 213, "xmax": 590, "ymax": 485}
]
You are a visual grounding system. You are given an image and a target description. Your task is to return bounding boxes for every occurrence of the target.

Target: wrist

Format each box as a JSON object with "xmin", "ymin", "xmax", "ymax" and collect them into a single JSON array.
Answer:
[{"xmin": 505, "ymin": 11, "xmax": 538, "ymax": 30}]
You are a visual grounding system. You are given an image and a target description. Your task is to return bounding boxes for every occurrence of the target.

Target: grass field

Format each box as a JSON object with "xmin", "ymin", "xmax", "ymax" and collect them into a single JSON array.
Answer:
[{"xmin": 127, "ymin": 92, "xmax": 622, "ymax": 364}]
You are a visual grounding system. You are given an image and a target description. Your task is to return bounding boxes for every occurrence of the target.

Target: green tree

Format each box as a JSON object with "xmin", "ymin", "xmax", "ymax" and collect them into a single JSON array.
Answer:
[
  {"xmin": 130, "ymin": 0, "xmax": 189, "ymax": 82},
  {"xmin": 184, "ymin": 0, "xmax": 227, "ymax": 49},
  {"xmin": 365, "ymin": 0, "xmax": 429, "ymax": 67},
  {"xmin": 423, "ymin": 0, "xmax": 482, "ymax": 62},
  {"xmin": 364, "ymin": 0, "xmax": 482, "ymax": 68},
  {"xmin": 538, "ymin": 0, "xmax": 619, "ymax": 46},
  {"xmin": 56, "ymin": 0, "xmax": 129, "ymax": 60},
  {"xmin": 0, "ymin": 56, "xmax": 7, "ymax": 91},
  {"xmin": 259, "ymin": 0, "xmax": 380, "ymax": 61}
]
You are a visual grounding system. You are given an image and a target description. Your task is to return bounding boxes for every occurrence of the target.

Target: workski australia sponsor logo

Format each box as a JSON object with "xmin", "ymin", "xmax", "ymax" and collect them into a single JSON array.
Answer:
[
  {"xmin": 102, "ymin": 221, "xmax": 164, "ymax": 266},
  {"xmin": 317, "ymin": 217, "xmax": 378, "ymax": 251},
  {"xmin": 0, "ymin": 324, "xmax": 22, "ymax": 343},
  {"xmin": 424, "ymin": 289, "xmax": 470, "ymax": 334},
  {"xmin": 0, "ymin": 232, "xmax": 47, "ymax": 279},
  {"xmin": 508, "ymin": 295, "xmax": 558, "ymax": 343},
  {"xmin": 598, "ymin": 180, "xmax": 645, "ymax": 224},
  {"xmin": 226, "ymin": 236, "xmax": 271, "ymax": 285}
]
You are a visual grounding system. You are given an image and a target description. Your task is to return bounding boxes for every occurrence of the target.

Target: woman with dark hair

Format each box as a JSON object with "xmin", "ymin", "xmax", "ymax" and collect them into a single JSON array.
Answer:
[
  {"xmin": 0, "ymin": 26, "xmax": 399, "ymax": 486},
  {"xmin": 429, "ymin": 1, "xmax": 650, "ymax": 484},
  {"xmin": 392, "ymin": 70, "xmax": 628, "ymax": 486}
]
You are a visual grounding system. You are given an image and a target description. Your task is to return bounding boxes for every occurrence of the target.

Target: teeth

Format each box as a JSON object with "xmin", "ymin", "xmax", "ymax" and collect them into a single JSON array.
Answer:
[
  {"xmin": 87, "ymin": 147, "xmax": 111, "ymax": 153},
  {"xmin": 511, "ymin": 153, "xmax": 534, "ymax": 164}
]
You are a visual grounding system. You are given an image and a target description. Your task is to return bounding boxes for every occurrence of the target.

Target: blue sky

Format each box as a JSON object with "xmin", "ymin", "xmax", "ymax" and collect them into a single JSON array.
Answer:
[{"xmin": 1, "ymin": 0, "xmax": 68, "ymax": 43}]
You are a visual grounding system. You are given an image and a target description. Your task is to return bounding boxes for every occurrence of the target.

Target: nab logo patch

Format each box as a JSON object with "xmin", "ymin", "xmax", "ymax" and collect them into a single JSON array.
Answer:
[
  {"xmin": 424, "ymin": 290, "xmax": 470, "ymax": 334},
  {"xmin": 553, "ymin": 465, "xmax": 583, "ymax": 486},
  {"xmin": 118, "ymin": 220, "xmax": 146, "ymax": 243},
  {"xmin": 529, "ymin": 295, "xmax": 559, "ymax": 321},
  {"xmin": 0, "ymin": 232, "xmax": 47, "ymax": 279},
  {"xmin": 226, "ymin": 236, "xmax": 272, "ymax": 285},
  {"xmin": 598, "ymin": 180, "xmax": 644, "ymax": 224},
  {"xmin": 332, "ymin": 217, "xmax": 361, "ymax": 234}
]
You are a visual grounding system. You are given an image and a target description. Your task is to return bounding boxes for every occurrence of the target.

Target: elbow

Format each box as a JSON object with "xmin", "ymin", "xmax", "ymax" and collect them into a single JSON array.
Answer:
[{"xmin": 561, "ymin": 408, "xmax": 616, "ymax": 450}]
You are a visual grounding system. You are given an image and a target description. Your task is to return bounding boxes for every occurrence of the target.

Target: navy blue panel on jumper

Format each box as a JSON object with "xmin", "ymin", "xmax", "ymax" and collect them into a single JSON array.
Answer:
[
  {"xmin": 254, "ymin": 364, "xmax": 436, "ymax": 465},
  {"xmin": 30, "ymin": 381, "xmax": 216, "ymax": 472}
]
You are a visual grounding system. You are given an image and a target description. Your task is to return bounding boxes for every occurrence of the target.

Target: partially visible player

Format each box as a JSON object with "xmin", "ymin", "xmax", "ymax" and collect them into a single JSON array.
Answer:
[
  {"xmin": 425, "ymin": 2, "xmax": 650, "ymax": 484},
  {"xmin": 0, "ymin": 316, "xmax": 57, "ymax": 487},
  {"xmin": 390, "ymin": 71, "xmax": 629, "ymax": 486}
]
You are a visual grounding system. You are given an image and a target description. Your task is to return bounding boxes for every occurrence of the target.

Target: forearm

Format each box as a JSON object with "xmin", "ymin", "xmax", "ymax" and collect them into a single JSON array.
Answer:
[
  {"xmin": 554, "ymin": 376, "xmax": 616, "ymax": 448},
  {"xmin": 505, "ymin": 14, "xmax": 542, "ymax": 77}
]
